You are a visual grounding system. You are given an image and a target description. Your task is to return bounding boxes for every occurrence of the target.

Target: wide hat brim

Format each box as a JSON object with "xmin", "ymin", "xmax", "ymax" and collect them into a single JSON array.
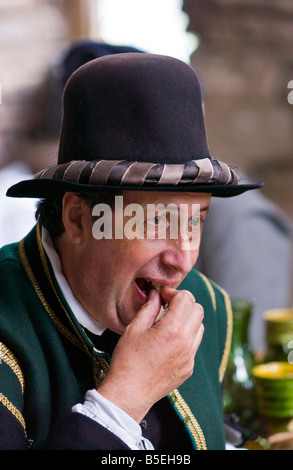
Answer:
[{"xmin": 6, "ymin": 172, "xmax": 263, "ymax": 199}]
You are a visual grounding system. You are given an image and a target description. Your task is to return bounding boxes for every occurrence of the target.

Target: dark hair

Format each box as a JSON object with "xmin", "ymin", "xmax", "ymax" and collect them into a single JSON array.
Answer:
[{"xmin": 35, "ymin": 190, "xmax": 121, "ymax": 237}]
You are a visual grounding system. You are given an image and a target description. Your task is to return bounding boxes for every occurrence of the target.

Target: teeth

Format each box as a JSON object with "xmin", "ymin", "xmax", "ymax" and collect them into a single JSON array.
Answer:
[{"xmin": 152, "ymin": 282, "xmax": 162, "ymax": 292}]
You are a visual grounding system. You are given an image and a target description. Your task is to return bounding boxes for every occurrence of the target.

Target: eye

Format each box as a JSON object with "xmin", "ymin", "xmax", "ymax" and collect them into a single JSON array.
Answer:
[
  {"xmin": 145, "ymin": 213, "xmax": 169, "ymax": 239},
  {"xmin": 147, "ymin": 212, "xmax": 168, "ymax": 227},
  {"xmin": 189, "ymin": 216, "xmax": 201, "ymax": 228},
  {"xmin": 149, "ymin": 215, "xmax": 164, "ymax": 225}
]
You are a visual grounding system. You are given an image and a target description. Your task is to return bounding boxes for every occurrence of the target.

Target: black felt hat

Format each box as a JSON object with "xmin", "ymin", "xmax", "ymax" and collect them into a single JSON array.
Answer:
[{"xmin": 7, "ymin": 53, "xmax": 262, "ymax": 198}]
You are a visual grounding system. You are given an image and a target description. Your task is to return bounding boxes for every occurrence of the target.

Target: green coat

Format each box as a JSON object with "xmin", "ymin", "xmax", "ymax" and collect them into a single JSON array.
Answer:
[{"xmin": 0, "ymin": 224, "xmax": 232, "ymax": 450}]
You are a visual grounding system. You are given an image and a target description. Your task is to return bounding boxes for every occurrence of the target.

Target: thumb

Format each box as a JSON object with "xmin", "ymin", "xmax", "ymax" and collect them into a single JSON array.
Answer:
[{"xmin": 131, "ymin": 289, "xmax": 162, "ymax": 330}]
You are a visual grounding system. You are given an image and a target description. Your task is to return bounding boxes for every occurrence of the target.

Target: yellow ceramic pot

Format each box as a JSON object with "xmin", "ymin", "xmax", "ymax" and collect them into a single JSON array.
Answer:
[{"xmin": 263, "ymin": 309, "xmax": 293, "ymax": 362}]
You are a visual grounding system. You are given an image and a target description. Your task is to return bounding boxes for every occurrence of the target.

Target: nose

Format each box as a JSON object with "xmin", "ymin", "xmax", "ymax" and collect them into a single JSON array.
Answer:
[{"xmin": 160, "ymin": 243, "xmax": 198, "ymax": 277}]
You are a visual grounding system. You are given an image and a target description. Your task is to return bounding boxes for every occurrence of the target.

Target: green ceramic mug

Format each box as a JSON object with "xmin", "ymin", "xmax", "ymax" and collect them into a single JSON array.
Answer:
[{"xmin": 253, "ymin": 362, "xmax": 293, "ymax": 418}]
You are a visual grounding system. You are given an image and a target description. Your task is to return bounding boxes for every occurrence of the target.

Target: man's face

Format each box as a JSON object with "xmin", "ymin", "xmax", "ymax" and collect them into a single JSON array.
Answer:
[{"xmin": 68, "ymin": 190, "xmax": 211, "ymax": 335}]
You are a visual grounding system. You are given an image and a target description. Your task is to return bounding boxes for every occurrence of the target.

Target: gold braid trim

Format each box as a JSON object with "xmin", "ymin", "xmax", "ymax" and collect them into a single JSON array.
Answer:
[
  {"xmin": 0, "ymin": 393, "xmax": 27, "ymax": 437},
  {"xmin": 214, "ymin": 283, "xmax": 233, "ymax": 383},
  {"xmin": 169, "ymin": 389, "xmax": 207, "ymax": 450},
  {"xmin": 0, "ymin": 342, "xmax": 25, "ymax": 394},
  {"xmin": 197, "ymin": 272, "xmax": 233, "ymax": 383}
]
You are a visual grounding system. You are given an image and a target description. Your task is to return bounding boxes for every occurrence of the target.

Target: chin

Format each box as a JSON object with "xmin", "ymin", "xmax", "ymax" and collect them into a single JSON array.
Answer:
[{"xmin": 116, "ymin": 306, "xmax": 139, "ymax": 331}]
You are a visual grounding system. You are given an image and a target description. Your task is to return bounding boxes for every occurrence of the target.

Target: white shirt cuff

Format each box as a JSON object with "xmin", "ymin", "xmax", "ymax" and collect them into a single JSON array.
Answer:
[{"xmin": 72, "ymin": 389, "xmax": 154, "ymax": 450}]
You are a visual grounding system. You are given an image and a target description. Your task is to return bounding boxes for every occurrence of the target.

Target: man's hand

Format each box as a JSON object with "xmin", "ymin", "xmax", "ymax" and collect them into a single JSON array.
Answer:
[{"xmin": 98, "ymin": 287, "xmax": 204, "ymax": 423}]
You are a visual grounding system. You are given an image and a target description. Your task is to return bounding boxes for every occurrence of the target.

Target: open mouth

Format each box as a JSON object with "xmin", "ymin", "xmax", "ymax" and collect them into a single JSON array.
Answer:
[
  {"xmin": 135, "ymin": 278, "xmax": 155, "ymax": 301},
  {"xmin": 135, "ymin": 278, "xmax": 164, "ymax": 301}
]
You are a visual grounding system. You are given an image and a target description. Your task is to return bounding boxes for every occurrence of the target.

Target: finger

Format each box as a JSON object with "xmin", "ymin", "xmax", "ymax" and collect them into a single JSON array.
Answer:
[
  {"xmin": 130, "ymin": 289, "xmax": 162, "ymax": 330},
  {"xmin": 159, "ymin": 288, "xmax": 197, "ymax": 324},
  {"xmin": 159, "ymin": 286, "xmax": 185, "ymax": 305}
]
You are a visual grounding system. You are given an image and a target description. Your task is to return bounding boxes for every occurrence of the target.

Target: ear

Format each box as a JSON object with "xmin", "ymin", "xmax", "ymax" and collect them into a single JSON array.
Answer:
[{"xmin": 62, "ymin": 192, "xmax": 85, "ymax": 245}]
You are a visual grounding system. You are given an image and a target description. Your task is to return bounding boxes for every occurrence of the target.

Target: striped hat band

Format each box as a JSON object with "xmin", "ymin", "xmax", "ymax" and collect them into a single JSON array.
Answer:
[{"xmin": 35, "ymin": 158, "xmax": 238, "ymax": 188}]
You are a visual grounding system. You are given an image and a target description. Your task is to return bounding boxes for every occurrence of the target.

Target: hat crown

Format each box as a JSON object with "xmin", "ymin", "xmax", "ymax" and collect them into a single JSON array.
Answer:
[{"xmin": 58, "ymin": 53, "xmax": 210, "ymax": 165}]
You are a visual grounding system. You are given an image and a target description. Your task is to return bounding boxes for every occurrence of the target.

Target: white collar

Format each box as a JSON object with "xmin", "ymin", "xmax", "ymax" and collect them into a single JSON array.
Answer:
[{"xmin": 41, "ymin": 227, "xmax": 106, "ymax": 336}]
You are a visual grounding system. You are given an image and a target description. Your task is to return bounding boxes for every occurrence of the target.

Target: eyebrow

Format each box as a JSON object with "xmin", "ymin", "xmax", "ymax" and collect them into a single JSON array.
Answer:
[
  {"xmin": 149, "ymin": 204, "xmax": 211, "ymax": 213},
  {"xmin": 143, "ymin": 202, "xmax": 210, "ymax": 214}
]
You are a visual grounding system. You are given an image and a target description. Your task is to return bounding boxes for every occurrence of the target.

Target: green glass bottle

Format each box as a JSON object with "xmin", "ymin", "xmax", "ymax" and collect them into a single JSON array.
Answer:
[{"xmin": 223, "ymin": 299, "xmax": 257, "ymax": 433}]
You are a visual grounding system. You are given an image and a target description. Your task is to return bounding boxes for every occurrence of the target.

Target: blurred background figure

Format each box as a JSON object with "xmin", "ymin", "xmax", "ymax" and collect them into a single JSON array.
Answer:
[
  {"xmin": 0, "ymin": 159, "xmax": 36, "ymax": 246},
  {"xmin": 196, "ymin": 190, "xmax": 293, "ymax": 353}
]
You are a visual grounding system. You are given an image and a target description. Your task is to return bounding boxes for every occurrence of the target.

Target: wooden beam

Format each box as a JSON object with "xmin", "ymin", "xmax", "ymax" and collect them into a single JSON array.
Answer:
[{"xmin": 67, "ymin": 0, "xmax": 100, "ymax": 40}]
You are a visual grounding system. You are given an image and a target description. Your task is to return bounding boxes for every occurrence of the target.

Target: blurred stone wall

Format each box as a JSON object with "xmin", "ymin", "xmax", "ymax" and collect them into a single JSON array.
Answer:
[
  {"xmin": 0, "ymin": 0, "xmax": 68, "ymax": 173},
  {"xmin": 183, "ymin": 0, "xmax": 293, "ymax": 219}
]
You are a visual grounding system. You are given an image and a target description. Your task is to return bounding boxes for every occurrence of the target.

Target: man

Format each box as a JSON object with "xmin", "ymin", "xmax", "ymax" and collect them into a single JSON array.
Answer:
[{"xmin": 0, "ymin": 53, "xmax": 261, "ymax": 450}]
